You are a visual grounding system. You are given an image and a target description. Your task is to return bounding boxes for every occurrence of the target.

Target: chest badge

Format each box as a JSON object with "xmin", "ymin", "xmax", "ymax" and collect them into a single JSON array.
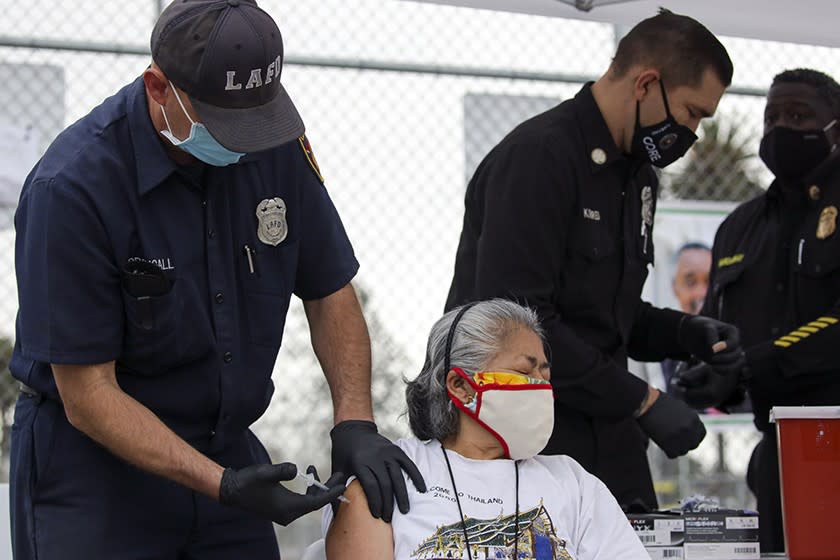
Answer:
[
  {"xmin": 256, "ymin": 197, "xmax": 288, "ymax": 246},
  {"xmin": 640, "ymin": 186, "xmax": 653, "ymax": 232},
  {"xmin": 817, "ymin": 205, "xmax": 838, "ymax": 240}
]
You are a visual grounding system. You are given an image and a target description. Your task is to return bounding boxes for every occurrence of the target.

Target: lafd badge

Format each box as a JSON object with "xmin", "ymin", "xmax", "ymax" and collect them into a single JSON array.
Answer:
[
  {"xmin": 640, "ymin": 186, "xmax": 653, "ymax": 234},
  {"xmin": 256, "ymin": 197, "xmax": 288, "ymax": 246}
]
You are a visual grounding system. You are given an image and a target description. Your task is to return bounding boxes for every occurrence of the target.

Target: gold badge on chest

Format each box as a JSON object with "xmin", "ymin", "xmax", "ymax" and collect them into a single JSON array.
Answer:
[{"xmin": 817, "ymin": 205, "xmax": 838, "ymax": 240}]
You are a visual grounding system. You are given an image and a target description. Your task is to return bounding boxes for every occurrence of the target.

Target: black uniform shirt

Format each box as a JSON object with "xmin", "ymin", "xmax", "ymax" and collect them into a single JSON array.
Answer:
[
  {"xmin": 703, "ymin": 157, "xmax": 840, "ymax": 431},
  {"xmin": 446, "ymin": 84, "xmax": 687, "ymax": 484}
]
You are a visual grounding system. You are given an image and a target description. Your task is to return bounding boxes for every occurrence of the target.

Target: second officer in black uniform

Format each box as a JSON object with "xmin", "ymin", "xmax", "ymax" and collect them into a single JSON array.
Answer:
[
  {"xmin": 446, "ymin": 10, "xmax": 741, "ymax": 507},
  {"xmin": 675, "ymin": 68, "xmax": 840, "ymax": 552},
  {"xmin": 446, "ymin": 10, "xmax": 743, "ymax": 510}
]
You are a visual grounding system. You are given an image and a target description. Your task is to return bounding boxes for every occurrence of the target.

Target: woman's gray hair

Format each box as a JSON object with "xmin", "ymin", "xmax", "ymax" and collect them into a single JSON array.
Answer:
[{"xmin": 405, "ymin": 298, "xmax": 545, "ymax": 441}]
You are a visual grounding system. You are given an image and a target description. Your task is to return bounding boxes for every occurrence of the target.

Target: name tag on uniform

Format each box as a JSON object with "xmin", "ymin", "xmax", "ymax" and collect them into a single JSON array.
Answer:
[{"xmin": 583, "ymin": 208, "xmax": 601, "ymax": 221}]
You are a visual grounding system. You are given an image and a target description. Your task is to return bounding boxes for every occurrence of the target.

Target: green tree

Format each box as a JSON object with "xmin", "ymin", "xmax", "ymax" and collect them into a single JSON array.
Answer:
[{"xmin": 664, "ymin": 118, "xmax": 764, "ymax": 202}]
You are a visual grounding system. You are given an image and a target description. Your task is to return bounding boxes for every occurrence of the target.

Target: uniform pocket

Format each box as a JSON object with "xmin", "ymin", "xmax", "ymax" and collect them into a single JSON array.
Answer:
[
  {"xmin": 11, "ymin": 397, "xmax": 58, "ymax": 496},
  {"xmin": 122, "ymin": 287, "xmax": 178, "ymax": 360},
  {"xmin": 244, "ymin": 291, "xmax": 291, "ymax": 348},
  {"xmin": 30, "ymin": 400, "xmax": 59, "ymax": 493},
  {"xmin": 120, "ymin": 281, "xmax": 211, "ymax": 374},
  {"xmin": 573, "ymin": 220, "xmax": 616, "ymax": 262},
  {"xmin": 799, "ymin": 236, "xmax": 840, "ymax": 277},
  {"xmin": 241, "ymin": 241, "xmax": 297, "ymax": 348},
  {"xmin": 122, "ymin": 288, "xmax": 177, "ymax": 332},
  {"xmin": 712, "ymin": 263, "xmax": 746, "ymax": 319}
]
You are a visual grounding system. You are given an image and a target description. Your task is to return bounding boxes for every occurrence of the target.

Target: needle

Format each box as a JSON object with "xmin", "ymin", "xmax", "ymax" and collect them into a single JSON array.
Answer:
[{"xmin": 296, "ymin": 471, "xmax": 350, "ymax": 504}]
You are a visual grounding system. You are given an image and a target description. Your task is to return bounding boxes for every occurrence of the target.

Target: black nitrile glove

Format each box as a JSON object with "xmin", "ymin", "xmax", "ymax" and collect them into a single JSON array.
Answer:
[
  {"xmin": 330, "ymin": 420, "xmax": 426, "ymax": 522},
  {"xmin": 678, "ymin": 315, "xmax": 743, "ymax": 369},
  {"xmin": 671, "ymin": 363, "xmax": 741, "ymax": 410},
  {"xmin": 219, "ymin": 463, "xmax": 345, "ymax": 526},
  {"xmin": 637, "ymin": 391, "xmax": 707, "ymax": 458}
]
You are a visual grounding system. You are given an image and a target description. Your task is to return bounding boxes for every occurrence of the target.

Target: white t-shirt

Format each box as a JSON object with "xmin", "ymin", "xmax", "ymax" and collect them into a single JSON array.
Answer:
[{"xmin": 323, "ymin": 438, "xmax": 648, "ymax": 560}]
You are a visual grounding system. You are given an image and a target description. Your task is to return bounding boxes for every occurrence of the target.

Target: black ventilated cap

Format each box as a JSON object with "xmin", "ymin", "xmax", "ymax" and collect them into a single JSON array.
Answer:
[{"xmin": 151, "ymin": 0, "xmax": 303, "ymax": 152}]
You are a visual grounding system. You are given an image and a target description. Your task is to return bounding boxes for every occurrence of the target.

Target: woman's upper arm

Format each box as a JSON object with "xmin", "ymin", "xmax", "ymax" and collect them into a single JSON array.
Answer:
[{"xmin": 325, "ymin": 480, "xmax": 394, "ymax": 560}]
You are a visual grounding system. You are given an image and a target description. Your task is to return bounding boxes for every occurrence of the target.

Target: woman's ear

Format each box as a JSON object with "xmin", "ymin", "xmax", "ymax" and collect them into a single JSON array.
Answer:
[{"xmin": 445, "ymin": 369, "xmax": 475, "ymax": 404}]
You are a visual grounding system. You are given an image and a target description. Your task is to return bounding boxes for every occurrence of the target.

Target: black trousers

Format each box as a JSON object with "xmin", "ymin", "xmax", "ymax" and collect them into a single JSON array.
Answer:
[
  {"xmin": 747, "ymin": 429, "xmax": 785, "ymax": 553},
  {"xmin": 10, "ymin": 395, "xmax": 280, "ymax": 560}
]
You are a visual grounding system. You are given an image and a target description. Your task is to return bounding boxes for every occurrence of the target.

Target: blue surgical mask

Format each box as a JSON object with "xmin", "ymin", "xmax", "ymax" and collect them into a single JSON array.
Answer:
[{"xmin": 160, "ymin": 82, "xmax": 244, "ymax": 167}]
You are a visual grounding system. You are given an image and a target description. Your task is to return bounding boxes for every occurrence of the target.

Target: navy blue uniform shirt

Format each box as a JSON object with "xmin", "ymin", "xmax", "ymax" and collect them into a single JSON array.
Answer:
[{"xmin": 11, "ymin": 77, "xmax": 359, "ymax": 453}]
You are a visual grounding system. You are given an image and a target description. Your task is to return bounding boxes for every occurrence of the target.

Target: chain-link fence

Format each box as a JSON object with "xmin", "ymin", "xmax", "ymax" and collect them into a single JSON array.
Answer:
[{"xmin": 2, "ymin": 0, "xmax": 839, "ymax": 556}]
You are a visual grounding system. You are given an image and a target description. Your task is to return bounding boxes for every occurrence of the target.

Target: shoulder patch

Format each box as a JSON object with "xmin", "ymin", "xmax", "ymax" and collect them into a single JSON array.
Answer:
[{"xmin": 298, "ymin": 134, "xmax": 324, "ymax": 183}]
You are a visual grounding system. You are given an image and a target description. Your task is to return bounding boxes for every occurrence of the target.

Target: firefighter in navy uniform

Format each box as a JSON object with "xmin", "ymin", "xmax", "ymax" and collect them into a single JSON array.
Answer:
[
  {"xmin": 9, "ymin": 1, "xmax": 424, "ymax": 558},
  {"xmin": 445, "ymin": 10, "xmax": 744, "ymax": 510},
  {"xmin": 674, "ymin": 68, "xmax": 840, "ymax": 552}
]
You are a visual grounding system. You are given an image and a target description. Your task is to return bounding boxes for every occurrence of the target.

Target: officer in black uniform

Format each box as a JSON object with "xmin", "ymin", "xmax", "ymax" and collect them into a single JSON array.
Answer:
[
  {"xmin": 446, "ymin": 10, "xmax": 744, "ymax": 510},
  {"xmin": 674, "ymin": 68, "xmax": 840, "ymax": 552},
  {"xmin": 9, "ymin": 1, "xmax": 423, "ymax": 558}
]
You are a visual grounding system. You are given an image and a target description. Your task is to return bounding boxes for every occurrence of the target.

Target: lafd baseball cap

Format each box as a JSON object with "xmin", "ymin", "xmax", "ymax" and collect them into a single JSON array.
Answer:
[{"xmin": 151, "ymin": 0, "xmax": 303, "ymax": 152}]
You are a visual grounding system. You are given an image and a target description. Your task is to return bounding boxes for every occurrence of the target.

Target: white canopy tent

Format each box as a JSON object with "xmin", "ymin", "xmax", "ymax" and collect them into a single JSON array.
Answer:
[{"xmin": 408, "ymin": 0, "xmax": 840, "ymax": 49}]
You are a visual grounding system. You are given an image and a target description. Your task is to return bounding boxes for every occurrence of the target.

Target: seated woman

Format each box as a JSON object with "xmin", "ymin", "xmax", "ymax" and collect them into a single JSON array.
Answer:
[{"xmin": 324, "ymin": 299, "xmax": 647, "ymax": 560}]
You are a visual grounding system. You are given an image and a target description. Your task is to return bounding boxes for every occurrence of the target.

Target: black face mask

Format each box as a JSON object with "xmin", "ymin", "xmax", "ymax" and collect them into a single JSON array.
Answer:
[
  {"xmin": 631, "ymin": 80, "xmax": 699, "ymax": 168},
  {"xmin": 759, "ymin": 120, "xmax": 837, "ymax": 184}
]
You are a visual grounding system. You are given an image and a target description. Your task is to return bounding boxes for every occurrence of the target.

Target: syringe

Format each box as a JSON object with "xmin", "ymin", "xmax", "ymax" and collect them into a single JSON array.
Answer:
[{"xmin": 296, "ymin": 471, "xmax": 351, "ymax": 504}]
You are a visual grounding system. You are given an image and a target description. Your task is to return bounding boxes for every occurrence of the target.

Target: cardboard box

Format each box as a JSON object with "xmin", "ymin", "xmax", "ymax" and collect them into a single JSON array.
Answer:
[
  {"xmin": 683, "ymin": 543, "xmax": 759, "ymax": 560},
  {"xmin": 644, "ymin": 546, "xmax": 683, "ymax": 559},
  {"xmin": 627, "ymin": 512, "xmax": 685, "ymax": 547},
  {"xmin": 683, "ymin": 511, "xmax": 759, "ymax": 559}
]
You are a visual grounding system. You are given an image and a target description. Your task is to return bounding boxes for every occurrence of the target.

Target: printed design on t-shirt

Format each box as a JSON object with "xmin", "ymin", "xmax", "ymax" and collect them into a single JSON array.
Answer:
[{"xmin": 410, "ymin": 501, "xmax": 574, "ymax": 560}]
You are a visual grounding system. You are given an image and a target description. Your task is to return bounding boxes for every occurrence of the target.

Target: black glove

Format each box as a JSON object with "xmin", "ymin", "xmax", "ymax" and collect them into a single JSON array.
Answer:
[
  {"xmin": 637, "ymin": 391, "xmax": 707, "ymax": 459},
  {"xmin": 671, "ymin": 363, "xmax": 741, "ymax": 410},
  {"xmin": 330, "ymin": 420, "xmax": 426, "ymax": 522},
  {"xmin": 219, "ymin": 463, "xmax": 345, "ymax": 526},
  {"xmin": 678, "ymin": 315, "xmax": 743, "ymax": 369}
]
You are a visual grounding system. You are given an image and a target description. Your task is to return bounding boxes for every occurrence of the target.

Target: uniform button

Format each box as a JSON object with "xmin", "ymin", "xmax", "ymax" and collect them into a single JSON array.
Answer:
[
  {"xmin": 815, "ymin": 264, "xmax": 823, "ymax": 273},
  {"xmin": 809, "ymin": 185, "xmax": 821, "ymax": 200},
  {"xmin": 208, "ymin": 229, "xmax": 215, "ymax": 239},
  {"xmin": 776, "ymin": 282, "xmax": 784, "ymax": 292},
  {"xmin": 591, "ymin": 148, "xmax": 607, "ymax": 165},
  {"xmin": 202, "ymin": 200, "xmax": 207, "ymax": 207},
  {"xmin": 771, "ymin": 327, "xmax": 780, "ymax": 336},
  {"xmin": 210, "ymin": 429, "xmax": 216, "ymax": 437},
  {"xmin": 223, "ymin": 352, "xmax": 233, "ymax": 363},
  {"xmin": 215, "ymin": 292, "xmax": 224, "ymax": 304}
]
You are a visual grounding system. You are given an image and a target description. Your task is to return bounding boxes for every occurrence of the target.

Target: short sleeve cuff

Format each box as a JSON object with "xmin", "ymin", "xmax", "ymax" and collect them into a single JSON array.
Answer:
[{"xmin": 295, "ymin": 257, "xmax": 359, "ymax": 301}]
